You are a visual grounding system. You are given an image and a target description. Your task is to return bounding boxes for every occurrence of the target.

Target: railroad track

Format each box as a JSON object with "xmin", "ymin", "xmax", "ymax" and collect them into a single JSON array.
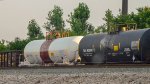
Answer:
[{"xmin": 1, "ymin": 63, "xmax": 150, "ymax": 69}]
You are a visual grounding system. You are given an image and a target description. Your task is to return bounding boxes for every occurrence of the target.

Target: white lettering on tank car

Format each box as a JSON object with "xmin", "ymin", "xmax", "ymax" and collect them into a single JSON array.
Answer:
[
  {"xmin": 83, "ymin": 49, "xmax": 94, "ymax": 52},
  {"xmin": 124, "ymin": 48, "xmax": 131, "ymax": 52}
]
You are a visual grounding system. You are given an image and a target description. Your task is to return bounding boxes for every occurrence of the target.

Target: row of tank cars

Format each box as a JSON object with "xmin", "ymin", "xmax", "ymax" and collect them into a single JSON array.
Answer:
[{"xmin": 22, "ymin": 26, "xmax": 150, "ymax": 66}]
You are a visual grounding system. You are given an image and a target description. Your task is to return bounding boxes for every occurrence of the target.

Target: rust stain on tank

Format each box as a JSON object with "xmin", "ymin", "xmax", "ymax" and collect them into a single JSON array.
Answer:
[{"xmin": 40, "ymin": 40, "xmax": 53, "ymax": 63}]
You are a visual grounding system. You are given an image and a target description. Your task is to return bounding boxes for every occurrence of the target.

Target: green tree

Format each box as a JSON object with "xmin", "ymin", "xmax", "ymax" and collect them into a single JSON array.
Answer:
[
  {"xmin": 102, "ymin": 7, "xmax": 150, "ymax": 32},
  {"xmin": 133, "ymin": 7, "xmax": 150, "ymax": 29},
  {"xmin": 113, "ymin": 7, "xmax": 150, "ymax": 29},
  {"xmin": 67, "ymin": 3, "xmax": 90, "ymax": 35},
  {"xmin": 113, "ymin": 10, "xmax": 135, "ymax": 25},
  {"xmin": 86, "ymin": 23, "xmax": 95, "ymax": 34},
  {"xmin": 7, "ymin": 37, "xmax": 30, "ymax": 50},
  {"xmin": 103, "ymin": 9, "xmax": 136, "ymax": 32},
  {"xmin": 27, "ymin": 19, "xmax": 44, "ymax": 40},
  {"xmin": 103, "ymin": 9, "xmax": 114, "ymax": 32},
  {"xmin": 44, "ymin": 5, "xmax": 65, "ymax": 32},
  {"xmin": 0, "ymin": 39, "xmax": 7, "ymax": 51},
  {"xmin": 95, "ymin": 24, "xmax": 107, "ymax": 33}
]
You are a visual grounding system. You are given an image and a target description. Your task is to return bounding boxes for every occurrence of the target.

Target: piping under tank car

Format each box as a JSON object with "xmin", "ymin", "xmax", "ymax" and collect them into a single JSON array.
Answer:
[{"xmin": 24, "ymin": 24, "xmax": 150, "ymax": 65}]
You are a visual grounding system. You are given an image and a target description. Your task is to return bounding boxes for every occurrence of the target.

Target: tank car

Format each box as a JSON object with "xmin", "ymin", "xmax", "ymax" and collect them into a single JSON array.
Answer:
[
  {"xmin": 79, "ymin": 26, "xmax": 150, "ymax": 64},
  {"xmin": 24, "ymin": 36, "xmax": 83, "ymax": 64}
]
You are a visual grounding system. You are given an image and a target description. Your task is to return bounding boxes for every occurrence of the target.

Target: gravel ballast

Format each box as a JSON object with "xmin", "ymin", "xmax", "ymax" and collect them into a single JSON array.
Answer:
[{"xmin": 0, "ymin": 67, "xmax": 150, "ymax": 84}]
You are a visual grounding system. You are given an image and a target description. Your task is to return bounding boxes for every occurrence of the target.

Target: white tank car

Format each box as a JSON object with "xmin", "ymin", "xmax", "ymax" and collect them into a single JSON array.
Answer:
[
  {"xmin": 24, "ymin": 36, "xmax": 83, "ymax": 64},
  {"xmin": 48, "ymin": 36, "xmax": 83, "ymax": 64},
  {"xmin": 24, "ymin": 40, "xmax": 45, "ymax": 64}
]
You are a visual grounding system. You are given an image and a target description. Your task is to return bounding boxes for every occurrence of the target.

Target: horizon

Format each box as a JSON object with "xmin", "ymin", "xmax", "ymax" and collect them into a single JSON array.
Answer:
[{"xmin": 0, "ymin": 0, "xmax": 150, "ymax": 41}]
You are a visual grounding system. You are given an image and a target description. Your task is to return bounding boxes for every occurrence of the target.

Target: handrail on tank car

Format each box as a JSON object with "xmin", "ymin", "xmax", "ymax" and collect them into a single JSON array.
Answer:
[
  {"xmin": 46, "ymin": 31, "xmax": 69, "ymax": 40},
  {"xmin": 108, "ymin": 23, "xmax": 137, "ymax": 34}
]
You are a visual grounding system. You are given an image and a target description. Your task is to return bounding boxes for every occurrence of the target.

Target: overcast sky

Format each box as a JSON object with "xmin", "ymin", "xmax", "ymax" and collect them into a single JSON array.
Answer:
[{"xmin": 0, "ymin": 0, "xmax": 150, "ymax": 41}]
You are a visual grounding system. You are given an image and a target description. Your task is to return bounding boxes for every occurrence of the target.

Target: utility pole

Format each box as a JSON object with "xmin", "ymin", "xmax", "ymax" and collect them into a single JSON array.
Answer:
[{"xmin": 122, "ymin": 0, "xmax": 128, "ymax": 15}]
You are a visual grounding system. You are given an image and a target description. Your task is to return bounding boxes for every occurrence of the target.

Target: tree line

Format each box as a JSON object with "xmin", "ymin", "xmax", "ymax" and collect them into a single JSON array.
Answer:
[
  {"xmin": 98, "ymin": 7, "xmax": 150, "ymax": 33},
  {"xmin": 0, "ymin": 3, "xmax": 150, "ymax": 51}
]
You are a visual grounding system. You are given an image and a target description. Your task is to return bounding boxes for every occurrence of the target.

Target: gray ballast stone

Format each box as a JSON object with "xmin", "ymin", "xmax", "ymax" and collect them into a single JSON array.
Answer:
[{"xmin": 0, "ymin": 68, "xmax": 150, "ymax": 84}]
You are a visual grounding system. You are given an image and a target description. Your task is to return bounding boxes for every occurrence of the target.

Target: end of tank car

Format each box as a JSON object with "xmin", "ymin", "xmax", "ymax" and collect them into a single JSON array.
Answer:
[{"xmin": 79, "ymin": 24, "xmax": 150, "ymax": 64}]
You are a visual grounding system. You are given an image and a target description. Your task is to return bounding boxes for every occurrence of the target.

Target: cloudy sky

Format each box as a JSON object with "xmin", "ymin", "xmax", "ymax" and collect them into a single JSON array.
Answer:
[{"xmin": 0, "ymin": 0, "xmax": 150, "ymax": 41}]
